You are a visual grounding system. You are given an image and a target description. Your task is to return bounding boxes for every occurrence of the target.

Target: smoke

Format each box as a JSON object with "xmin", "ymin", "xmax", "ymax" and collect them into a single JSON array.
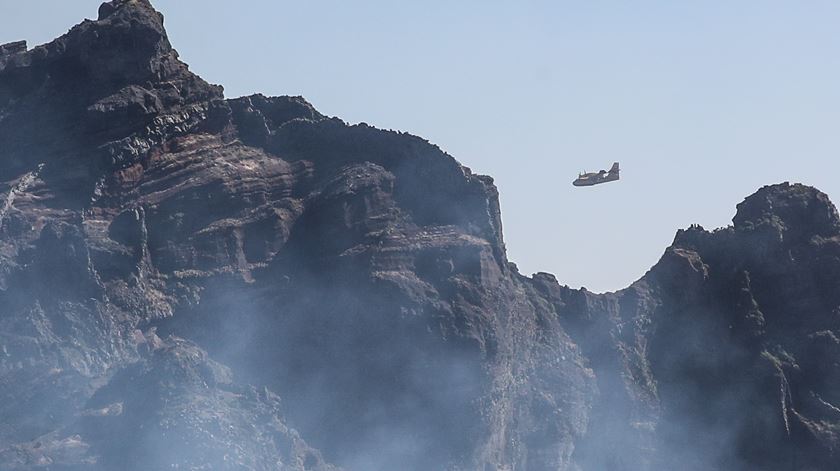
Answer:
[
  {"xmin": 3, "ymin": 3, "xmax": 836, "ymax": 466},
  {"xmin": 153, "ymin": 265, "xmax": 489, "ymax": 470}
]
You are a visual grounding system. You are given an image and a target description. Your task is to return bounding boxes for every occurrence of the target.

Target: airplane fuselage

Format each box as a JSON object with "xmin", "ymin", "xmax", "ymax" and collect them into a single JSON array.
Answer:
[
  {"xmin": 573, "ymin": 163, "xmax": 620, "ymax": 187},
  {"xmin": 572, "ymin": 172, "xmax": 619, "ymax": 187}
]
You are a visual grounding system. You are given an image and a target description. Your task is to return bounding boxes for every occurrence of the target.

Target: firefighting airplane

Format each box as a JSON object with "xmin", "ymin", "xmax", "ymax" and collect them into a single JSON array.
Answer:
[{"xmin": 572, "ymin": 162, "xmax": 620, "ymax": 187}]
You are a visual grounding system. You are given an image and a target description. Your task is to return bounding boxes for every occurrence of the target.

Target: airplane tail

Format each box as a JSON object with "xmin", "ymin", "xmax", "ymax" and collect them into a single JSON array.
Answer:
[{"xmin": 609, "ymin": 162, "xmax": 619, "ymax": 174}]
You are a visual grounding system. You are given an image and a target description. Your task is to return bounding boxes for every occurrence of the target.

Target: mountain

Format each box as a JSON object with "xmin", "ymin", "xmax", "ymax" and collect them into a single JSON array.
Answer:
[{"xmin": 0, "ymin": 1, "xmax": 837, "ymax": 469}]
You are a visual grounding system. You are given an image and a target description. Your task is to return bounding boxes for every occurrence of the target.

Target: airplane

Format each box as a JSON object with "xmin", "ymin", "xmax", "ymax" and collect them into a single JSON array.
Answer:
[{"xmin": 572, "ymin": 162, "xmax": 620, "ymax": 187}]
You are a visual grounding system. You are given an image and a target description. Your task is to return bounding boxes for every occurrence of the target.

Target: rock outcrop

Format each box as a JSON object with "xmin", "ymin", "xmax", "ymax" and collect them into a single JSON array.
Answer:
[
  {"xmin": 529, "ymin": 182, "xmax": 840, "ymax": 470},
  {"xmin": 1, "ymin": 1, "xmax": 838, "ymax": 470}
]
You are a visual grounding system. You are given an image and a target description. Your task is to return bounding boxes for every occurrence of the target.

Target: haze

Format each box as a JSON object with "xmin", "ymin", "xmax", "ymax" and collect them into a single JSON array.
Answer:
[{"xmin": 3, "ymin": 0, "xmax": 838, "ymax": 292}]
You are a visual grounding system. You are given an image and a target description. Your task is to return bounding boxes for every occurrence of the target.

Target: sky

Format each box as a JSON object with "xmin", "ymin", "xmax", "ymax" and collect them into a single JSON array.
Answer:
[{"xmin": 2, "ymin": 0, "xmax": 839, "ymax": 292}]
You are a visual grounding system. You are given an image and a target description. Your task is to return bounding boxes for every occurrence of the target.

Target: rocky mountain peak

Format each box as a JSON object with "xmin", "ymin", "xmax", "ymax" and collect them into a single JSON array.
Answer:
[
  {"xmin": 97, "ymin": 0, "xmax": 159, "ymax": 21},
  {"xmin": 1, "ymin": 0, "xmax": 213, "ymax": 95},
  {"xmin": 0, "ymin": 0, "xmax": 221, "ymax": 173},
  {"xmin": 733, "ymin": 182, "xmax": 840, "ymax": 240}
]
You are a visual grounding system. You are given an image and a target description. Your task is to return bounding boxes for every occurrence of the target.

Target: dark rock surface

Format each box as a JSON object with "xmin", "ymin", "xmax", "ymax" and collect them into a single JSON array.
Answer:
[{"xmin": 0, "ymin": 1, "xmax": 838, "ymax": 469}]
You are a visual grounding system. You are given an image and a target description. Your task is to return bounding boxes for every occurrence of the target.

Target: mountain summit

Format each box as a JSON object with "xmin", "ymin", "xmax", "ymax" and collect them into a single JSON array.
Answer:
[{"xmin": 1, "ymin": 2, "xmax": 838, "ymax": 470}]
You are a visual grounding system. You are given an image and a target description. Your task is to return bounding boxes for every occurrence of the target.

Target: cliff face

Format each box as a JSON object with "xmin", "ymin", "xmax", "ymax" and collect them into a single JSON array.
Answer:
[
  {"xmin": 0, "ymin": 2, "xmax": 838, "ymax": 470},
  {"xmin": 534, "ymin": 183, "xmax": 840, "ymax": 470}
]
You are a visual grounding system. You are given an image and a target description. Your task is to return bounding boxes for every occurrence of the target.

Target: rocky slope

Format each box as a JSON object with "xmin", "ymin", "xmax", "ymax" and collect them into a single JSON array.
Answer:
[{"xmin": 0, "ymin": 1, "xmax": 838, "ymax": 470}]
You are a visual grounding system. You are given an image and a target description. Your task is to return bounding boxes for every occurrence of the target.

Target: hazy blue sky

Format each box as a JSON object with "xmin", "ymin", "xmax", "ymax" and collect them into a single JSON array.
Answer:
[{"xmin": 3, "ymin": 1, "xmax": 839, "ymax": 291}]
